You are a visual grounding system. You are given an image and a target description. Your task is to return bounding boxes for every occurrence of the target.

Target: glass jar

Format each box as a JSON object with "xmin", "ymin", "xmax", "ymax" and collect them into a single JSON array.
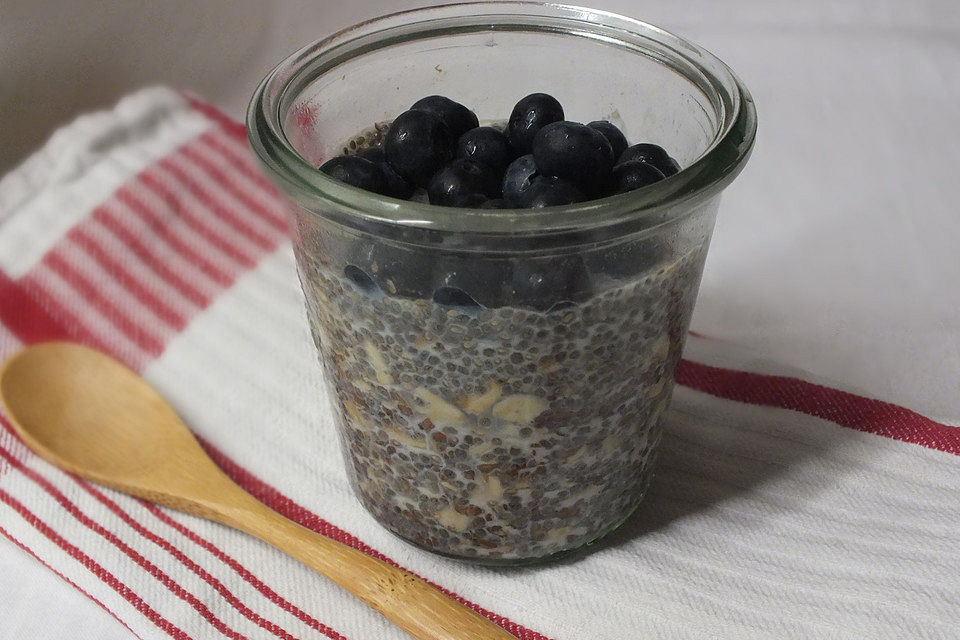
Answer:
[{"xmin": 247, "ymin": 2, "xmax": 756, "ymax": 564}]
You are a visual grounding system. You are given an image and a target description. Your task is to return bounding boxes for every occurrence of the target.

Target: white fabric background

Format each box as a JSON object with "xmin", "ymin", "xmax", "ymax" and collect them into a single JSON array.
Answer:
[{"xmin": 1, "ymin": 0, "xmax": 958, "ymax": 637}]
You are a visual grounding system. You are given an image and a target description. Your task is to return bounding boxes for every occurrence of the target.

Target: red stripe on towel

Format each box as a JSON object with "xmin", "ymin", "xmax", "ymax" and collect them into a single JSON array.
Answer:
[{"xmin": 675, "ymin": 359, "xmax": 959, "ymax": 455}]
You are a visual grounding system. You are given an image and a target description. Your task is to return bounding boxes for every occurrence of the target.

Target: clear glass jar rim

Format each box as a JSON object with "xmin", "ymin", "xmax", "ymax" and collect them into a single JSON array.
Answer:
[{"xmin": 247, "ymin": 1, "xmax": 757, "ymax": 237}]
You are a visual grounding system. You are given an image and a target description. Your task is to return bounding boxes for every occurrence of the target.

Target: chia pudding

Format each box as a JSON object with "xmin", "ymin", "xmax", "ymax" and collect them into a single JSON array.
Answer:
[
  {"xmin": 278, "ymin": 86, "xmax": 715, "ymax": 562},
  {"xmin": 294, "ymin": 214, "xmax": 707, "ymax": 561},
  {"xmin": 248, "ymin": 5, "xmax": 756, "ymax": 563}
]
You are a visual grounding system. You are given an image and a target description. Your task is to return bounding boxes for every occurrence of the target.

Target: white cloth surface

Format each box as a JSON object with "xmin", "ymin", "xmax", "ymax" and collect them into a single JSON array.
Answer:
[
  {"xmin": 0, "ymin": 1, "xmax": 958, "ymax": 637},
  {"xmin": 0, "ymin": 547, "xmax": 133, "ymax": 640}
]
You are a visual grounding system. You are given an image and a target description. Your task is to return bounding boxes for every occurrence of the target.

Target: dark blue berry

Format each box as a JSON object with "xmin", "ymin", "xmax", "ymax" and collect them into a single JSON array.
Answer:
[
  {"xmin": 427, "ymin": 159, "xmax": 500, "ymax": 206},
  {"xmin": 446, "ymin": 192, "xmax": 490, "ymax": 208},
  {"xmin": 348, "ymin": 241, "xmax": 434, "ymax": 299},
  {"xmin": 319, "ymin": 156, "xmax": 386, "ymax": 193},
  {"xmin": 356, "ymin": 147, "xmax": 413, "ymax": 199},
  {"xmin": 502, "ymin": 154, "xmax": 539, "ymax": 205},
  {"xmin": 479, "ymin": 198, "xmax": 511, "ymax": 209},
  {"xmin": 457, "ymin": 127, "xmax": 514, "ymax": 173},
  {"xmin": 434, "ymin": 259, "xmax": 510, "ymax": 308},
  {"xmin": 410, "ymin": 95, "xmax": 479, "ymax": 140},
  {"xmin": 532, "ymin": 121, "xmax": 614, "ymax": 193},
  {"xmin": 379, "ymin": 162, "xmax": 414, "ymax": 199},
  {"xmin": 613, "ymin": 160, "xmax": 665, "ymax": 193},
  {"xmin": 384, "ymin": 109, "xmax": 455, "ymax": 187},
  {"xmin": 433, "ymin": 286, "xmax": 480, "ymax": 308},
  {"xmin": 507, "ymin": 256, "xmax": 591, "ymax": 311},
  {"xmin": 518, "ymin": 176, "xmax": 584, "ymax": 208},
  {"xmin": 587, "ymin": 239, "xmax": 666, "ymax": 280},
  {"xmin": 356, "ymin": 146, "xmax": 386, "ymax": 163},
  {"xmin": 507, "ymin": 93, "xmax": 564, "ymax": 154},
  {"xmin": 587, "ymin": 120, "xmax": 629, "ymax": 160},
  {"xmin": 343, "ymin": 264, "xmax": 377, "ymax": 292},
  {"xmin": 617, "ymin": 143, "xmax": 680, "ymax": 176}
]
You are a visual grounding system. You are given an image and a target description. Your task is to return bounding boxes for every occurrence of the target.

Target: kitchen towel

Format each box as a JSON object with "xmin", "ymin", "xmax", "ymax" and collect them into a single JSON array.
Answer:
[{"xmin": 0, "ymin": 87, "xmax": 958, "ymax": 640}]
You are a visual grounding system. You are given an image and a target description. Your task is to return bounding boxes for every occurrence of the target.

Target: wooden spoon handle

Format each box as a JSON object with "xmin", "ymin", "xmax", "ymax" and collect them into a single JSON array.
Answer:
[{"xmin": 209, "ymin": 486, "xmax": 516, "ymax": 640}]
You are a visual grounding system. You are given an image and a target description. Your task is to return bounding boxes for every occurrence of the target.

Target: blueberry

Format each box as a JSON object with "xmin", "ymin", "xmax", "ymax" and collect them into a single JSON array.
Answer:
[
  {"xmin": 479, "ymin": 198, "xmax": 511, "ymax": 209},
  {"xmin": 356, "ymin": 146, "xmax": 385, "ymax": 163},
  {"xmin": 433, "ymin": 286, "xmax": 480, "ymax": 308},
  {"xmin": 507, "ymin": 256, "xmax": 592, "ymax": 311},
  {"xmin": 507, "ymin": 93, "xmax": 564, "ymax": 154},
  {"xmin": 446, "ymin": 192, "xmax": 490, "ymax": 208},
  {"xmin": 379, "ymin": 162, "xmax": 414, "ymax": 199},
  {"xmin": 457, "ymin": 127, "xmax": 514, "ymax": 173},
  {"xmin": 343, "ymin": 264, "xmax": 377, "ymax": 292},
  {"xmin": 617, "ymin": 143, "xmax": 680, "ymax": 176},
  {"xmin": 587, "ymin": 239, "xmax": 667, "ymax": 280},
  {"xmin": 319, "ymin": 156, "xmax": 387, "ymax": 193},
  {"xmin": 587, "ymin": 120, "xmax": 629, "ymax": 160},
  {"xmin": 532, "ymin": 121, "xmax": 614, "ymax": 193},
  {"xmin": 384, "ymin": 109, "xmax": 455, "ymax": 187},
  {"xmin": 502, "ymin": 154, "xmax": 539, "ymax": 205},
  {"xmin": 518, "ymin": 176, "xmax": 584, "ymax": 208},
  {"xmin": 434, "ymin": 259, "xmax": 511, "ymax": 308},
  {"xmin": 427, "ymin": 159, "xmax": 501, "ymax": 206},
  {"xmin": 410, "ymin": 96, "xmax": 479, "ymax": 140},
  {"xmin": 348, "ymin": 241, "xmax": 434, "ymax": 299},
  {"xmin": 613, "ymin": 160, "xmax": 666, "ymax": 193},
  {"xmin": 355, "ymin": 147, "xmax": 413, "ymax": 199}
]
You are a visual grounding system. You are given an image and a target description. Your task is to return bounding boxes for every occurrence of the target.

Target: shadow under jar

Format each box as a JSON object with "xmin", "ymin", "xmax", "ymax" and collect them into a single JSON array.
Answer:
[{"xmin": 248, "ymin": 2, "xmax": 756, "ymax": 564}]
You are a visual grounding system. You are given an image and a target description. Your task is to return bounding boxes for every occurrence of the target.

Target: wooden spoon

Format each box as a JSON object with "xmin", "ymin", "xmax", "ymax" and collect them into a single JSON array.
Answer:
[{"xmin": 0, "ymin": 342, "xmax": 515, "ymax": 640}]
